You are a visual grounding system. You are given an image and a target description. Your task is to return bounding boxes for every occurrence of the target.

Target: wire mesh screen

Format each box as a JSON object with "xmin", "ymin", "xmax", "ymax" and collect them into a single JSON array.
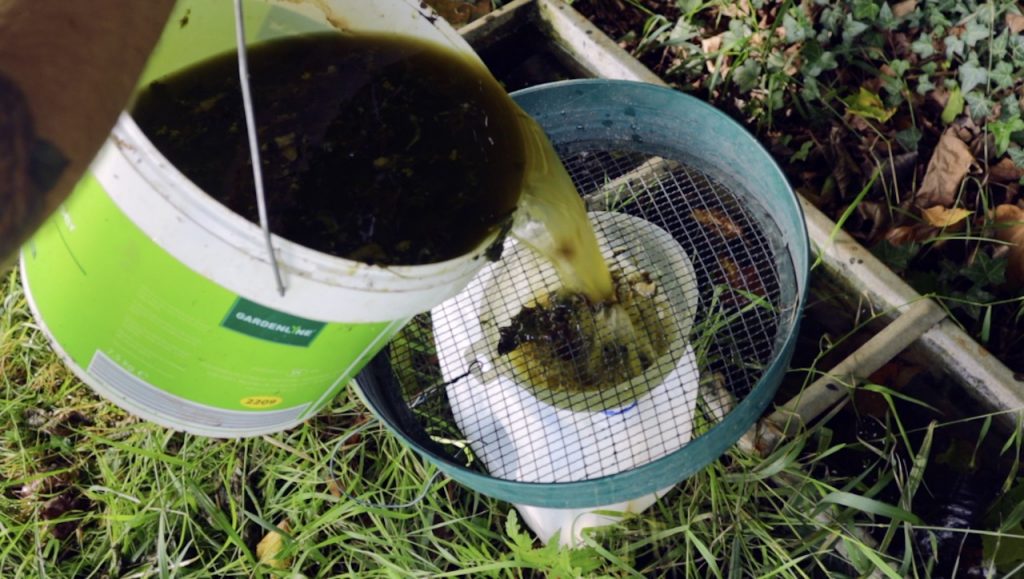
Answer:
[{"xmin": 378, "ymin": 146, "xmax": 791, "ymax": 484}]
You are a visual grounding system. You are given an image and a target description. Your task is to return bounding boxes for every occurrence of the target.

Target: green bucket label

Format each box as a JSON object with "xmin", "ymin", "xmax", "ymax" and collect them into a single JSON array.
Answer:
[{"xmin": 221, "ymin": 298, "xmax": 325, "ymax": 347}]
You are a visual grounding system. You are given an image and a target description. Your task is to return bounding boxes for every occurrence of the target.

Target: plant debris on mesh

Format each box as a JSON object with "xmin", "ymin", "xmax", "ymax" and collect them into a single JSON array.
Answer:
[{"xmin": 574, "ymin": 0, "xmax": 1024, "ymax": 373}]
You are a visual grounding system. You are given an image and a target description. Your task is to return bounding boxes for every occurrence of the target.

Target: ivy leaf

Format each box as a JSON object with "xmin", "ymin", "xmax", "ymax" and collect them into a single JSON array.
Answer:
[
  {"xmin": 989, "ymin": 117, "xmax": 1024, "ymax": 156},
  {"xmin": 927, "ymin": 9, "xmax": 952, "ymax": 29},
  {"xmin": 965, "ymin": 90, "xmax": 993, "ymax": 120},
  {"xmin": 916, "ymin": 76, "xmax": 936, "ymax": 95},
  {"xmin": 790, "ymin": 140, "xmax": 815, "ymax": 163},
  {"xmin": 962, "ymin": 252, "xmax": 1007, "ymax": 287},
  {"xmin": 667, "ymin": 19, "xmax": 699, "ymax": 44},
  {"xmin": 853, "ymin": 0, "xmax": 880, "ymax": 21},
  {"xmin": 818, "ymin": 6, "xmax": 844, "ymax": 36},
  {"xmin": 802, "ymin": 77, "xmax": 822, "ymax": 101},
  {"xmin": 805, "ymin": 50, "xmax": 838, "ymax": 78},
  {"xmin": 990, "ymin": 29, "xmax": 1009, "ymax": 59},
  {"xmin": 961, "ymin": 285, "xmax": 995, "ymax": 319},
  {"xmin": 675, "ymin": 0, "xmax": 703, "ymax": 13},
  {"xmin": 872, "ymin": 240, "xmax": 920, "ymax": 273},
  {"xmin": 732, "ymin": 59, "xmax": 761, "ymax": 93},
  {"xmin": 896, "ymin": 126, "xmax": 923, "ymax": 151},
  {"xmin": 959, "ymin": 59, "xmax": 988, "ymax": 94},
  {"xmin": 962, "ymin": 18, "xmax": 989, "ymax": 47},
  {"xmin": 877, "ymin": 2, "xmax": 896, "ymax": 28},
  {"xmin": 945, "ymin": 34, "xmax": 966, "ymax": 58},
  {"xmin": 843, "ymin": 15, "xmax": 871, "ymax": 44},
  {"xmin": 844, "ymin": 87, "xmax": 897, "ymax": 122},
  {"xmin": 1008, "ymin": 145, "xmax": 1024, "ymax": 180},
  {"xmin": 911, "ymin": 35, "xmax": 935, "ymax": 58},
  {"xmin": 889, "ymin": 59, "xmax": 910, "ymax": 77},
  {"xmin": 783, "ymin": 13, "xmax": 808, "ymax": 42},
  {"xmin": 942, "ymin": 85, "xmax": 965, "ymax": 124},
  {"xmin": 722, "ymin": 19, "xmax": 752, "ymax": 51},
  {"xmin": 1002, "ymin": 94, "xmax": 1021, "ymax": 119},
  {"xmin": 990, "ymin": 61, "xmax": 1016, "ymax": 90}
]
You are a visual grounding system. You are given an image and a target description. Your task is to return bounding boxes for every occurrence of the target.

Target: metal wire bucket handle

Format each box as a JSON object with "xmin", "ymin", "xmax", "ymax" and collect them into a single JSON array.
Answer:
[{"xmin": 233, "ymin": 0, "xmax": 286, "ymax": 296}]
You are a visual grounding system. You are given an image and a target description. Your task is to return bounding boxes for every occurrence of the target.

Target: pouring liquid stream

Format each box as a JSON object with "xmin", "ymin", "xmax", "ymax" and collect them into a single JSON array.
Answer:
[{"xmin": 503, "ymin": 113, "xmax": 667, "ymax": 392}]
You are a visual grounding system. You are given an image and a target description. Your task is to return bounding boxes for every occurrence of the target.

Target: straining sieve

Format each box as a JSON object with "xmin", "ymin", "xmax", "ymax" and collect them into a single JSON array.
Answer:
[{"xmin": 354, "ymin": 79, "xmax": 808, "ymax": 508}]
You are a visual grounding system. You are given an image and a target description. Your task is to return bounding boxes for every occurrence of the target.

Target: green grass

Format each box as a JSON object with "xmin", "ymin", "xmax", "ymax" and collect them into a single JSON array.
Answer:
[{"xmin": 1, "ymin": 264, "xmax": 1022, "ymax": 577}]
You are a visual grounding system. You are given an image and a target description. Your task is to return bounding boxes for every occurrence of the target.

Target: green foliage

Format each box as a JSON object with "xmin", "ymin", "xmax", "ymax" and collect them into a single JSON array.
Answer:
[
  {"xmin": 941, "ymin": 85, "xmax": 965, "ymax": 124},
  {"xmin": 872, "ymin": 240, "xmax": 920, "ymax": 274},
  {"xmin": 990, "ymin": 117, "xmax": 1024, "ymax": 156},
  {"xmin": 502, "ymin": 510, "xmax": 605, "ymax": 577}
]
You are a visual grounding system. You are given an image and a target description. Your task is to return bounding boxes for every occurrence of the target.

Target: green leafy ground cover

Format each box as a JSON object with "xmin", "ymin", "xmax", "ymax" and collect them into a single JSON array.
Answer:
[{"xmin": 573, "ymin": 0, "xmax": 1024, "ymax": 373}]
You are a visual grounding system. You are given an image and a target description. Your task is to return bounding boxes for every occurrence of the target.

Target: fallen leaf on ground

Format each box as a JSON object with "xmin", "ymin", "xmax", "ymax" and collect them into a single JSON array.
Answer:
[
  {"xmin": 843, "ymin": 87, "xmax": 896, "ymax": 122},
  {"xmin": 326, "ymin": 477, "xmax": 342, "ymax": 498},
  {"xmin": 716, "ymin": 255, "xmax": 766, "ymax": 306},
  {"xmin": 422, "ymin": 0, "xmax": 491, "ymax": 27},
  {"xmin": 1007, "ymin": 13, "xmax": 1024, "ymax": 34},
  {"xmin": 916, "ymin": 129, "xmax": 975, "ymax": 206},
  {"xmin": 884, "ymin": 224, "xmax": 934, "ymax": 246},
  {"xmin": 18, "ymin": 470, "xmax": 73, "ymax": 502},
  {"xmin": 922, "ymin": 205, "xmax": 973, "ymax": 228},
  {"xmin": 717, "ymin": 0, "xmax": 752, "ymax": 18},
  {"xmin": 892, "ymin": 0, "xmax": 918, "ymax": 18},
  {"xmin": 990, "ymin": 157, "xmax": 1024, "ymax": 183},
  {"xmin": 993, "ymin": 204, "xmax": 1024, "ymax": 287},
  {"xmin": 256, "ymin": 519, "xmax": 293, "ymax": 570},
  {"xmin": 852, "ymin": 200, "xmax": 890, "ymax": 242},
  {"xmin": 701, "ymin": 34, "xmax": 727, "ymax": 74},
  {"xmin": 941, "ymin": 86, "xmax": 964, "ymax": 124},
  {"xmin": 701, "ymin": 34, "xmax": 722, "ymax": 54},
  {"xmin": 692, "ymin": 208, "xmax": 743, "ymax": 239}
]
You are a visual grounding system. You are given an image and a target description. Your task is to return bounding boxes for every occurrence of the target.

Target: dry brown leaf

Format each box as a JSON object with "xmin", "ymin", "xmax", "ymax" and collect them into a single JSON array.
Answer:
[
  {"xmin": 892, "ymin": 0, "xmax": 918, "ymax": 18},
  {"xmin": 256, "ymin": 519, "xmax": 292, "ymax": 570},
  {"xmin": 916, "ymin": 129, "xmax": 975, "ymax": 207},
  {"xmin": 423, "ymin": 0, "xmax": 492, "ymax": 27},
  {"xmin": 717, "ymin": 0, "xmax": 753, "ymax": 18},
  {"xmin": 852, "ymin": 200, "xmax": 890, "ymax": 242},
  {"xmin": 993, "ymin": 204, "xmax": 1024, "ymax": 287},
  {"xmin": 1006, "ymin": 13, "xmax": 1024, "ymax": 34},
  {"xmin": 701, "ymin": 34, "xmax": 727, "ymax": 74},
  {"xmin": 990, "ymin": 157, "xmax": 1024, "ymax": 183},
  {"xmin": 701, "ymin": 34, "xmax": 723, "ymax": 54},
  {"xmin": 692, "ymin": 208, "xmax": 743, "ymax": 239},
  {"xmin": 783, "ymin": 44, "xmax": 802, "ymax": 76},
  {"xmin": 921, "ymin": 205, "xmax": 973, "ymax": 228},
  {"xmin": 884, "ymin": 224, "xmax": 934, "ymax": 246}
]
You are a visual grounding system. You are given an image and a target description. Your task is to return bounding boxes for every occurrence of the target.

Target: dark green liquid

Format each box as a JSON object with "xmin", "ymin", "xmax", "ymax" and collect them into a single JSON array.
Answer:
[{"xmin": 131, "ymin": 32, "xmax": 525, "ymax": 265}]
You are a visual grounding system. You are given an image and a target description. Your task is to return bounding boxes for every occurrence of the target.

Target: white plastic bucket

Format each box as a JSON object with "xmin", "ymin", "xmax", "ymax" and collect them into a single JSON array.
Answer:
[
  {"xmin": 432, "ymin": 211, "xmax": 701, "ymax": 543},
  {"xmin": 19, "ymin": 0, "xmax": 496, "ymax": 437}
]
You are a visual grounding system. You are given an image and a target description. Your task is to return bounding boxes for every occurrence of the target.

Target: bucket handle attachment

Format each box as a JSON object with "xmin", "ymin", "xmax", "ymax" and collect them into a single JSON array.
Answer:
[{"xmin": 233, "ymin": 0, "xmax": 286, "ymax": 296}]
